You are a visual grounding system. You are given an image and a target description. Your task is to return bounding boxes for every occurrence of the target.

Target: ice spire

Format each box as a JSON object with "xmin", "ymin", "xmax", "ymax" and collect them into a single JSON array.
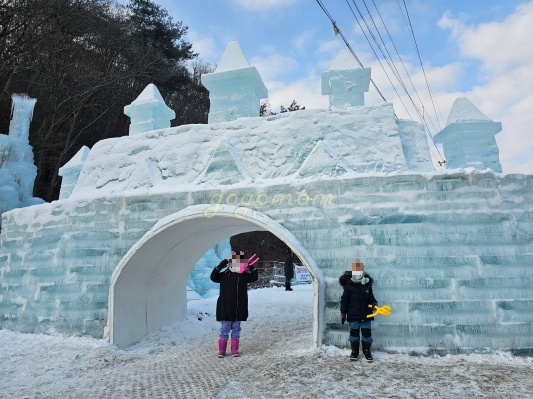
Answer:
[
  {"xmin": 321, "ymin": 49, "xmax": 371, "ymax": 110},
  {"xmin": 201, "ymin": 41, "xmax": 268, "ymax": 123},
  {"xmin": 435, "ymin": 98, "xmax": 502, "ymax": 173},
  {"xmin": 124, "ymin": 84, "xmax": 175, "ymax": 136}
]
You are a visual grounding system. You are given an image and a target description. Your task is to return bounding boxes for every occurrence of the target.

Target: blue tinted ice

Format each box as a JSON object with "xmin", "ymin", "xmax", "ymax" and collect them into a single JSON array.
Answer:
[
  {"xmin": 0, "ymin": 94, "xmax": 43, "ymax": 213},
  {"xmin": 435, "ymin": 98, "xmax": 502, "ymax": 172}
]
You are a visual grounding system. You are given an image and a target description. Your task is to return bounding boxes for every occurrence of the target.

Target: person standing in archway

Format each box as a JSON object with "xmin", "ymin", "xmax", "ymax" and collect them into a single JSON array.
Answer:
[
  {"xmin": 284, "ymin": 248, "xmax": 294, "ymax": 291},
  {"xmin": 339, "ymin": 259, "xmax": 378, "ymax": 362},
  {"xmin": 210, "ymin": 251, "xmax": 259, "ymax": 358}
]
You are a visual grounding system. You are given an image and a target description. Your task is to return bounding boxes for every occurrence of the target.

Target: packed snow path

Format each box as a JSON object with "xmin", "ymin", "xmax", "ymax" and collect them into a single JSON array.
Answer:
[{"xmin": 1, "ymin": 285, "xmax": 532, "ymax": 398}]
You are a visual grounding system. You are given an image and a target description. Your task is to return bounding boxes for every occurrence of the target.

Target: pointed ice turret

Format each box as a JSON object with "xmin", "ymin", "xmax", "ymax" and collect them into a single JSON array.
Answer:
[
  {"xmin": 321, "ymin": 50, "xmax": 371, "ymax": 110},
  {"xmin": 58, "ymin": 146, "xmax": 90, "ymax": 199},
  {"xmin": 434, "ymin": 98, "xmax": 502, "ymax": 172},
  {"xmin": 124, "ymin": 84, "xmax": 175, "ymax": 135},
  {"xmin": 201, "ymin": 41, "xmax": 268, "ymax": 123}
]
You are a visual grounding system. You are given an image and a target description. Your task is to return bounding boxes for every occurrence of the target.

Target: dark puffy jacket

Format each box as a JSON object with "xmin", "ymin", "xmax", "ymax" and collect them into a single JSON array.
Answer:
[
  {"xmin": 339, "ymin": 274, "xmax": 378, "ymax": 322},
  {"xmin": 210, "ymin": 260, "xmax": 259, "ymax": 321},
  {"xmin": 284, "ymin": 253, "xmax": 294, "ymax": 278}
]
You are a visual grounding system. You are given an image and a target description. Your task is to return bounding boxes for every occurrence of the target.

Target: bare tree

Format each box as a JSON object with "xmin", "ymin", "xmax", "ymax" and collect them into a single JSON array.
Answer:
[{"xmin": 0, "ymin": 0, "xmax": 208, "ymax": 201}]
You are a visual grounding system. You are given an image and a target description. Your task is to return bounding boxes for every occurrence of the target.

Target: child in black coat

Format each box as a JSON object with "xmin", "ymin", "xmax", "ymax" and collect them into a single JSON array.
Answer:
[
  {"xmin": 339, "ymin": 259, "xmax": 378, "ymax": 362},
  {"xmin": 210, "ymin": 251, "xmax": 259, "ymax": 357}
]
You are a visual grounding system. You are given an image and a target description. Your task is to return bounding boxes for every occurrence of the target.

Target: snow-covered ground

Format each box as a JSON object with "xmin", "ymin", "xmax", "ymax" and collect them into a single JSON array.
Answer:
[{"xmin": 1, "ymin": 284, "xmax": 532, "ymax": 398}]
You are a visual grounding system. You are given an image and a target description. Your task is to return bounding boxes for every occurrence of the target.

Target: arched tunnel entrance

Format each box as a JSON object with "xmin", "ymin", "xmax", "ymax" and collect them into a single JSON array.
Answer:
[{"xmin": 107, "ymin": 205, "xmax": 324, "ymax": 348}]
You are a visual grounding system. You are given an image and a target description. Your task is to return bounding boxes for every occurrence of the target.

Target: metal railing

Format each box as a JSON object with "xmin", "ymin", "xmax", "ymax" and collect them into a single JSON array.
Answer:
[{"xmin": 186, "ymin": 261, "xmax": 311, "ymax": 299}]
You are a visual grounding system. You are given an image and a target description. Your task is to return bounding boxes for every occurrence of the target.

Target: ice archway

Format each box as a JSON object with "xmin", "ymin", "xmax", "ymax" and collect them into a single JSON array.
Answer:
[{"xmin": 107, "ymin": 204, "xmax": 324, "ymax": 348}]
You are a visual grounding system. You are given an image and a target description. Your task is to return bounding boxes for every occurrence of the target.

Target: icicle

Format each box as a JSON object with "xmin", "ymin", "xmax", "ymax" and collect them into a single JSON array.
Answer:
[{"xmin": 8, "ymin": 94, "xmax": 37, "ymax": 141}]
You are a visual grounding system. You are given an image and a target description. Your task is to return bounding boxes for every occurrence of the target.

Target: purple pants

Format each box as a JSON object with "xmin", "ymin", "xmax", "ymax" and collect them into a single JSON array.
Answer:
[{"xmin": 219, "ymin": 321, "xmax": 241, "ymax": 340}]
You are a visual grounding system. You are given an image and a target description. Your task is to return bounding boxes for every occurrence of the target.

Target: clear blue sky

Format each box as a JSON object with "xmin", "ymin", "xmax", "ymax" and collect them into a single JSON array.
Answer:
[{"xmin": 152, "ymin": 0, "xmax": 533, "ymax": 174}]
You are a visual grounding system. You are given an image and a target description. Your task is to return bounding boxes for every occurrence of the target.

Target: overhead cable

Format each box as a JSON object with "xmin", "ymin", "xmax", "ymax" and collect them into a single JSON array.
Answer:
[
  {"xmin": 399, "ymin": 0, "xmax": 445, "ymax": 131},
  {"xmin": 315, "ymin": 0, "xmax": 388, "ymax": 104}
]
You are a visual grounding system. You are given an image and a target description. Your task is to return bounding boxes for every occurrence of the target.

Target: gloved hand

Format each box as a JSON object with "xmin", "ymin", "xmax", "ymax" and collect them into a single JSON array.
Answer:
[
  {"xmin": 340, "ymin": 314, "xmax": 346, "ymax": 325},
  {"xmin": 218, "ymin": 259, "xmax": 229, "ymax": 270}
]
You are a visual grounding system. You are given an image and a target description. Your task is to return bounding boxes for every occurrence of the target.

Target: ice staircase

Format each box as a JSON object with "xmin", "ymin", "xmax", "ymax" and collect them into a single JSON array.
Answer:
[{"xmin": 314, "ymin": 172, "xmax": 533, "ymax": 354}]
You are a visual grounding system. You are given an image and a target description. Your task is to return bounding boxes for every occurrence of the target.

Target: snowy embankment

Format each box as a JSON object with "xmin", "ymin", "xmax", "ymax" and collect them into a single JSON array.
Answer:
[{"xmin": 1, "ymin": 284, "xmax": 532, "ymax": 399}]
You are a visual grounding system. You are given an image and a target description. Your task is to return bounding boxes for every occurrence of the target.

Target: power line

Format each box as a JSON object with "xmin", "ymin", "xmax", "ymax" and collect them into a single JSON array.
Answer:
[
  {"xmin": 345, "ymin": 0, "xmax": 414, "ymax": 120},
  {"xmin": 368, "ymin": 0, "xmax": 440, "ymax": 134},
  {"xmin": 400, "ymin": 0, "xmax": 445, "ymax": 131},
  {"xmin": 315, "ymin": 0, "xmax": 388, "ymax": 104},
  {"xmin": 350, "ymin": 0, "xmax": 434, "ymax": 134},
  {"xmin": 346, "ymin": 0, "xmax": 444, "ymax": 163},
  {"xmin": 315, "ymin": 0, "xmax": 446, "ymax": 166}
]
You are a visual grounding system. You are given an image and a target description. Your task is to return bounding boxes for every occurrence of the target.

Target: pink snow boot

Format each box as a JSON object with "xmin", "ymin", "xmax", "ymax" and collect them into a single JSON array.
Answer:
[
  {"xmin": 231, "ymin": 339, "xmax": 240, "ymax": 357},
  {"xmin": 218, "ymin": 339, "xmax": 228, "ymax": 358}
]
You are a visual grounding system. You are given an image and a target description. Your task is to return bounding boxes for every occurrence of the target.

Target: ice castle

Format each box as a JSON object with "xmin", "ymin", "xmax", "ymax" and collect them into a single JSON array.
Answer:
[{"xmin": 1, "ymin": 42, "xmax": 532, "ymax": 354}]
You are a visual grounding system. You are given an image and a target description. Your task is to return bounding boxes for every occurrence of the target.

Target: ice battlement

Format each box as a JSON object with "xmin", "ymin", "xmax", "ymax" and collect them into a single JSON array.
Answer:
[
  {"xmin": 59, "ymin": 42, "xmax": 507, "ymax": 202},
  {"xmin": 68, "ymin": 103, "xmax": 434, "ymax": 199},
  {"xmin": 321, "ymin": 49, "xmax": 371, "ymax": 109}
]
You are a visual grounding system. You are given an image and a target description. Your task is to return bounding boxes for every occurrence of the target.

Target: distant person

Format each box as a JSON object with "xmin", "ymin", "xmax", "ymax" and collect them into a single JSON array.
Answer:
[
  {"xmin": 339, "ymin": 259, "xmax": 378, "ymax": 362},
  {"xmin": 284, "ymin": 248, "xmax": 294, "ymax": 291},
  {"xmin": 210, "ymin": 251, "xmax": 259, "ymax": 357}
]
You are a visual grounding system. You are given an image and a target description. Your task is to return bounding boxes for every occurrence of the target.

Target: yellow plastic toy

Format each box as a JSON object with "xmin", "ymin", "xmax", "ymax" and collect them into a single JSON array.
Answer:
[{"xmin": 367, "ymin": 304, "xmax": 392, "ymax": 318}]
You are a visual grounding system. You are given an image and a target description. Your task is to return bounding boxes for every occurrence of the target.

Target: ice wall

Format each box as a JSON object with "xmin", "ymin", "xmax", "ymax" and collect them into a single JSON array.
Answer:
[
  {"xmin": 70, "ymin": 103, "xmax": 422, "ymax": 198},
  {"xmin": 201, "ymin": 41, "xmax": 268, "ymax": 123},
  {"xmin": 321, "ymin": 49, "xmax": 371, "ymax": 109},
  {"xmin": 435, "ymin": 98, "xmax": 502, "ymax": 172},
  {"xmin": 0, "ymin": 94, "xmax": 43, "ymax": 214},
  {"xmin": 187, "ymin": 238, "xmax": 230, "ymax": 300},
  {"xmin": 1, "ymin": 172, "xmax": 532, "ymax": 354},
  {"xmin": 397, "ymin": 119, "xmax": 435, "ymax": 172}
]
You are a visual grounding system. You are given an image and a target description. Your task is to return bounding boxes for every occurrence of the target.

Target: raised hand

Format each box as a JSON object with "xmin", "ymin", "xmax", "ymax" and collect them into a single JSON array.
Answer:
[{"xmin": 246, "ymin": 254, "xmax": 259, "ymax": 268}]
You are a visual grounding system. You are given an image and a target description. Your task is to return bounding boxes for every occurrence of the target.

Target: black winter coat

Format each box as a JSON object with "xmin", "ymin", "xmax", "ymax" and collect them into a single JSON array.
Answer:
[
  {"xmin": 339, "ymin": 274, "xmax": 378, "ymax": 322},
  {"xmin": 284, "ymin": 253, "xmax": 294, "ymax": 278},
  {"xmin": 210, "ymin": 260, "xmax": 259, "ymax": 321}
]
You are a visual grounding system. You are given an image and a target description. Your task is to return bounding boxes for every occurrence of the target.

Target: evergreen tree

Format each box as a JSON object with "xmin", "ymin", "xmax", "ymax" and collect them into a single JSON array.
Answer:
[{"xmin": 280, "ymin": 100, "xmax": 305, "ymax": 113}]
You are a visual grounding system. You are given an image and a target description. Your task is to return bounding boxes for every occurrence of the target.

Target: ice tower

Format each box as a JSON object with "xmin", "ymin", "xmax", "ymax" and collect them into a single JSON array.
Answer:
[
  {"xmin": 0, "ymin": 43, "xmax": 532, "ymax": 355},
  {"xmin": 435, "ymin": 98, "xmax": 502, "ymax": 172},
  {"xmin": 201, "ymin": 41, "xmax": 268, "ymax": 123},
  {"xmin": 0, "ymin": 94, "xmax": 43, "ymax": 213},
  {"xmin": 124, "ymin": 83, "xmax": 175, "ymax": 135},
  {"xmin": 321, "ymin": 49, "xmax": 371, "ymax": 109}
]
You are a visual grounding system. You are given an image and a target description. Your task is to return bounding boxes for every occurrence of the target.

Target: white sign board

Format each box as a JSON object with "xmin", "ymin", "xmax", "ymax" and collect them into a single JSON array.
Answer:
[{"xmin": 294, "ymin": 265, "xmax": 311, "ymax": 282}]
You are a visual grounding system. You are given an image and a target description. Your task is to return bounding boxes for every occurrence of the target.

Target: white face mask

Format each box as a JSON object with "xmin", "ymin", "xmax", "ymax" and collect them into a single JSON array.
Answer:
[
  {"xmin": 352, "ymin": 271, "xmax": 364, "ymax": 278},
  {"xmin": 228, "ymin": 256, "xmax": 247, "ymax": 274}
]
